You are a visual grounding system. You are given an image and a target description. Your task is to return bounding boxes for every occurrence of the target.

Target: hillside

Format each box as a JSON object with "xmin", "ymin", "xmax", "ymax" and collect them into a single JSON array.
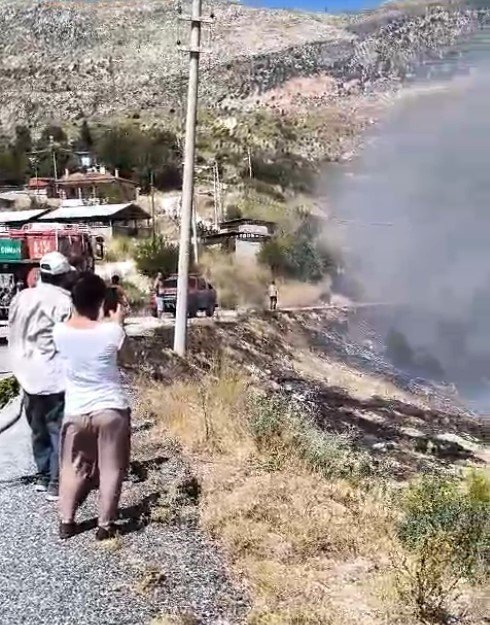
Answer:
[
  {"xmin": 124, "ymin": 308, "xmax": 488, "ymax": 624},
  {"xmin": 0, "ymin": 0, "xmax": 487, "ymax": 136}
]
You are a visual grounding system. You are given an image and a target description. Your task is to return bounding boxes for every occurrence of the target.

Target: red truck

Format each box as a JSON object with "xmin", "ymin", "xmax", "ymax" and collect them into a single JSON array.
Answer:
[
  {"xmin": 150, "ymin": 273, "xmax": 217, "ymax": 318},
  {"xmin": 0, "ymin": 224, "xmax": 101, "ymax": 319}
]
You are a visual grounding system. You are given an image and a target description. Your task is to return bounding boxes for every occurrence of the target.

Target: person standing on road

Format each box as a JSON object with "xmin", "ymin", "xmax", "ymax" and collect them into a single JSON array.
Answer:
[
  {"xmin": 268, "ymin": 279, "xmax": 278, "ymax": 311},
  {"xmin": 153, "ymin": 271, "xmax": 165, "ymax": 318},
  {"xmin": 54, "ymin": 273, "xmax": 130, "ymax": 541},
  {"xmin": 110, "ymin": 274, "xmax": 130, "ymax": 311},
  {"xmin": 8, "ymin": 252, "xmax": 73, "ymax": 501}
]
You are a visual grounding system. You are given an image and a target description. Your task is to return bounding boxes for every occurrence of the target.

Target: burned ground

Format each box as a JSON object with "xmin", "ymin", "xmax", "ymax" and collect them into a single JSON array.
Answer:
[{"xmin": 126, "ymin": 309, "xmax": 487, "ymax": 482}]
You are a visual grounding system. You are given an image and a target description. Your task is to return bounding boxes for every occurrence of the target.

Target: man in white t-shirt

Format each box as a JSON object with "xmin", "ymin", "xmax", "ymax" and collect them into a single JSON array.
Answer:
[
  {"xmin": 268, "ymin": 279, "xmax": 278, "ymax": 311},
  {"xmin": 8, "ymin": 252, "xmax": 73, "ymax": 500}
]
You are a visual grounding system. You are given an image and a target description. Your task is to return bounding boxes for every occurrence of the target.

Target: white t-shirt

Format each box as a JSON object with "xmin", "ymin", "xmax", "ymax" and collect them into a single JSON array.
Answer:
[{"xmin": 53, "ymin": 321, "xmax": 129, "ymax": 417}]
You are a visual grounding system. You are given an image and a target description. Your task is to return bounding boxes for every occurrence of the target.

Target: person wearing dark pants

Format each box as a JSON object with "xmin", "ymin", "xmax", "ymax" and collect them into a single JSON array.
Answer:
[
  {"xmin": 24, "ymin": 392, "xmax": 65, "ymax": 495},
  {"xmin": 268, "ymin": 280, "xmax": 278, "ymax": 311},
  {"xmin": 8, "ymin": 251, "xmax": 73, "ymax": 502}
]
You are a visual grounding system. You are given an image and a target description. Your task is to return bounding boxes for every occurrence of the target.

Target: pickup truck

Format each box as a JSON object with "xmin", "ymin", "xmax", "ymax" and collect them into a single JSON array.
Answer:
[{"xmin": 151, "ymin": 274, "xmax": 217, "ymax": 318}]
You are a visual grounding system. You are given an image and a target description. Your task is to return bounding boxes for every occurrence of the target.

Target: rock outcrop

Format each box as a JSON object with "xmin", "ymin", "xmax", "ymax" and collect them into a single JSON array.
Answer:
[{"xmin": 0, "ymin": 0, "xmax": 487, "ymax": 132}]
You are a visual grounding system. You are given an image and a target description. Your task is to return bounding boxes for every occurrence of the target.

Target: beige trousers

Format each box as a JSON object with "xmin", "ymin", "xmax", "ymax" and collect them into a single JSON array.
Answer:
[{"xmin": 59, "ymin": 409, "xmax": 131, "ymax": 528}]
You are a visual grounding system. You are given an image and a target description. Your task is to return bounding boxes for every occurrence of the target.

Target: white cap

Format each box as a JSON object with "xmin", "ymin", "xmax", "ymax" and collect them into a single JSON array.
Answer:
[{"xmin": 39, "ymin": 251, "xmax": 74, "ymax": 276}]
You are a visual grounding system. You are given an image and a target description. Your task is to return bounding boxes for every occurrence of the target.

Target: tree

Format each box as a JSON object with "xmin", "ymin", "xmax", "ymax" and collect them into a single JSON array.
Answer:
[
  {"xmin": 134, "ymin": 236, "xmax": 180, "ymax": 277},
  {"xmin": 94, "ymin": 124, "xmax": 183, "ymax": 190},
  {"xmin": 259, "ymin": 212, "xmax": 339, "ymax": 283},
  {"xmin": 34, "ymin": 124, "xmax": 71, "ymax": 178},
  {"xmin": 0, "ymin": 149, "xmax": 25, "ymax": 185},
  {"xmin": 79, "ymin": 120, "xmax": 93, "ymax": 151},
  {"xmin": 14, "ymin": 125, "xmax": 32, "ymax": 155}
]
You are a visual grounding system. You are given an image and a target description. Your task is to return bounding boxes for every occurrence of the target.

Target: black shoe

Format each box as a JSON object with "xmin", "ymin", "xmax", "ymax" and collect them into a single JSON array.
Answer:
[
  {"xmin": 59, "ymin": 522, "xmax": 77, "ymax": 540},
  {"xmin": 46, "ymin": 482, "xmax": 59, "ymax": 502},
  {"xmin": 34, "ymin": 475, "xmax": 49, "ymax": 492},
  {"xmin": 95, "ymin": 524, "xmax": 117, "ymax": 541}
]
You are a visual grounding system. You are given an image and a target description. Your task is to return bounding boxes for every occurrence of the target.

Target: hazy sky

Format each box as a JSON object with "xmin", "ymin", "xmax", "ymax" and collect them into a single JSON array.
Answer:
[{"xmin": 243, "ymin": 0, "xmax": 382, "ymax": 12}]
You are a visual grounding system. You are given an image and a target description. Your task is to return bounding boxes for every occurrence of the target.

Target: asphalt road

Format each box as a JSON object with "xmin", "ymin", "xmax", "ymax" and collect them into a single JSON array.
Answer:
[{"xmin": 0, "ymin": 339, "xmax": 246, "ymax": 625}]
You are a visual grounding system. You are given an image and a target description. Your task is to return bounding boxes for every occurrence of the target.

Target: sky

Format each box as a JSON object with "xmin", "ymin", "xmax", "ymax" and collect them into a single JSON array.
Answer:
[{"xmin": 243, "ymin": 0, "xmax": 383, "ymax": 12}]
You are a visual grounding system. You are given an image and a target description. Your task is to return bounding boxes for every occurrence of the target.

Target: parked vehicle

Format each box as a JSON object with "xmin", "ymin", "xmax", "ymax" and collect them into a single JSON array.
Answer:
[
  {"xmin": 150, "ymin": 274, "xmax": 217, "ymax": 318},
  {"xmin": 0, "ymin": 223, "xmax": 101, "ymax": 319}
]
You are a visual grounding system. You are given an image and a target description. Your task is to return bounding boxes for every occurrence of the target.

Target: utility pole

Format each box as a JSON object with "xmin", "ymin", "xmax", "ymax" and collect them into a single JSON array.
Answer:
[
  {"xmin": 50, "ymin": 135, "xmax": 59, "ymax": 195},
  {"xmin": 214, "ymin": 160, "xmax": 223, "ymax": 223},
  {"xmin": 191, "ymin": 198, "xmax": 199, "ymax": 264},
  {"xmin": 174, "ymin": 0, "xmax": 203, "ymax": 356},
  {"xmin": 212, "ymin": 162, "xmax": 218, "ymax": 228},
  {"xmin": 247, "ymin": 146, "xmax": 253, "ymax": 179},
  {"xmin": 150, "ymin": 170, "xmax": 156, "ymax": 243}
]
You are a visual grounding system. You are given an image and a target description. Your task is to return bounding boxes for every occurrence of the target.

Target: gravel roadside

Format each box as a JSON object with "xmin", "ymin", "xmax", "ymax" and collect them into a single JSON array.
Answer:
[{"xmin": 0, "ymin": 399, "xmax": 249, "ymax": 625}]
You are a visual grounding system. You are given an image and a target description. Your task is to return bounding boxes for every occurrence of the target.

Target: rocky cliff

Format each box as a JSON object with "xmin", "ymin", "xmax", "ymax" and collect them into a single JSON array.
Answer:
[{"xmin": 0, "ymin": 0, "xmax": 487, "ymax": 132}]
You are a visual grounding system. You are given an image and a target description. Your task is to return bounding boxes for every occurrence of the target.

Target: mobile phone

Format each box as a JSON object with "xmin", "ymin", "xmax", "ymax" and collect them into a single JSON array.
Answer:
[{"xmin": 103, "ymin": 286, "xmax": 119, "ymax": 317}]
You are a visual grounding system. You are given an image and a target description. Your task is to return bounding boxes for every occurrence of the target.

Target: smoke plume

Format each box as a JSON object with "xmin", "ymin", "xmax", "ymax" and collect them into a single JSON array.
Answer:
[{"xmin": 330, "ymin": 50, "xmax": 490, "ymax": 405}]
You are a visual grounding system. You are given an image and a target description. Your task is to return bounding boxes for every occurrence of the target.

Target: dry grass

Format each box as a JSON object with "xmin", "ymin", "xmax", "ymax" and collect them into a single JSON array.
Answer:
[
  {"xmin": 104, "ymin": 236, "xmax": 136, "ymax": 262},
  {"xmin": 274, "ymin": 279, "xmax": 330, "ymax": 308},
  {"xmin": 199, "ymin": 248, "xmax": 333, "ymax": 311},
  {"xmin": 148, "ymin": 365, "xmax": 253, "ymax": 455},
  {"xmin": 141, "ymin": 369, "xmax": 400, "ymax": 624},
  {"xmin": 199, "ymin": 250, "xmax": 270, "ymax": 310},
  {"xmin": 139, "ymin": 362, "xmax": 488, "ymax": 625}
]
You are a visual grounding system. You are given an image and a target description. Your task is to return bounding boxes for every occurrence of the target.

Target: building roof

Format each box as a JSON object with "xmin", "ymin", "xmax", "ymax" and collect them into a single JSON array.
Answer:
[
  {"xmin": 39, "ymin": 202, "xmax": 150, "ymax": 222},
  {"xmin": 27, "ymin": 178, "xmax": 54, "ymax": 189},
  {"xmin": 219, "ymin": 217, "xmax": 276, "ymax": 228},
  {"xmin": 58, "ymin": 172, "xmax": 137, "ymax": 186},
  {"xmin": 201, "ymin": 230, "xmax": 272, "ymax": 243},
  {"xmin": 0, "ymin": 209, "xmax": 49, "ymax": 224}
]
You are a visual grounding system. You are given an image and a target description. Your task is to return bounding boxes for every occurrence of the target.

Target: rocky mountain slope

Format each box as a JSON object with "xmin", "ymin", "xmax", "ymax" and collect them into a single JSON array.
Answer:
[{"xmin": 0, "ymin": 0, "xmax": 487, "ymax": 133}]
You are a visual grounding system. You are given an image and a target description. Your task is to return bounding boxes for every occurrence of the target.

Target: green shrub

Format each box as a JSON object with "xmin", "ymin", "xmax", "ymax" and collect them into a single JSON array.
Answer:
[
  {"xmin": 259, "ymin": 232, "xmax": 337, "ymax": 283},
  {"xmin": 0, "ymin": 377, "xmax": 20, "ymax": 409},
  {"xmin": 398, "ymin": 473, "xmax": 490, "ymax": 580},
  {"xmin": 249, "ymin": 394, "xmax": 373, "ymax": 482},
  {"xmin": 134, "ymin": 236, "xmax": 179, "ymax": 278},
  {"xmin": 249, "ymin": 154, "xmax": 316, "ymax": 194},
  {"xmin": 104, "ymin": 236, "xmax": 136, "ymax": 262},
  {"xmin": 225, "ymin": 204, "xmax": 242, "ymax": 220},
  {"xmin": 394, "ymin": 532, "xmax": 468, "ymax": 624},
  {"xmin": 122, "ymin": 280, "xmax": 147, "ymax": 310},
  {"xmin": 94, "ymin": 123, "xmax": 183, "ymax": 191}
]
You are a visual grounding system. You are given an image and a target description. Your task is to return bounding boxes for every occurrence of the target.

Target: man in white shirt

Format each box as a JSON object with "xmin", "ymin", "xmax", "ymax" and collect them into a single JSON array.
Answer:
[
  {"xmin": 8, "ymin": 252, "xmax": 73, "ymax": 500},
  {"xmin": 268, "ymin": 280, "xmax": 278, "ymax": 311}
]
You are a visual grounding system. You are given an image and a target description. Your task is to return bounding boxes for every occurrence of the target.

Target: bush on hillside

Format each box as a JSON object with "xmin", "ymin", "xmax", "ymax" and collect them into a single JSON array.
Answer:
[
  {"xmin": 259, "ymin": 212, "xmax": 338, "ymax": 283},
  {"xmin": 398, "ymin": 472, "xmax": 489, "ymax": 580},
  {"xmin": 121, "ymin": 280, "xmax": 147, "ymax": 311},
  {"xmin": 225, "ymin": 204, "xmax": 242, "ymax": 220},
  {"xmin": 134, "ymin": 236, "xmax": 179, "ymax": 278},
  {"xmin": 249, "ymin": 394, "xmax": 374, "ymax": 481},
  {"xmin": 249, "ymin": 153, "xmax": 316, "ymax": 194},
  {"xmin": 104, "ymin": 237, "xmax": 136, "ymax": 263},
  {"xmin": 95, "ymin": 124, "xmax": 183, "ymax": 191},
  {"xmin": 394, "ymin": 471, "xmax": 489, "ymax": 623}
]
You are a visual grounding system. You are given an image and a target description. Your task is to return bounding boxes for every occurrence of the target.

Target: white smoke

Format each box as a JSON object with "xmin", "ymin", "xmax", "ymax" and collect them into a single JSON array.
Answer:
[{"xmin": 330, "ymin": 54, "xmax": 490, "ymax": 402}]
